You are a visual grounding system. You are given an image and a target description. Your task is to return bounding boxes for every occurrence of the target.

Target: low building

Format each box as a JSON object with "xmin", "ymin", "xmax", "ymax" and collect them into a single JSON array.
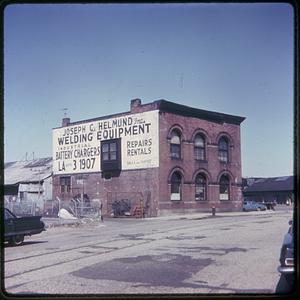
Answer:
[
  {"xmin": 242, "ymin": 176, "xmax": 294, "ymax": 205},
  {"xmin": 52, "ymin": 98, "xmax": 245, "ymax": 217},
  {"xmin": 4, "ymin": 158, "xmax": 53, "ymax": 215}
]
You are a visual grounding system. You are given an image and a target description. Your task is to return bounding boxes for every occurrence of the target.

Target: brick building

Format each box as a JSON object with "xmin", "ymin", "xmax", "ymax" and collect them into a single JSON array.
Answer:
[{"xmin": 52, "ymin": 99, "xmax": 245, "ymax": 217}]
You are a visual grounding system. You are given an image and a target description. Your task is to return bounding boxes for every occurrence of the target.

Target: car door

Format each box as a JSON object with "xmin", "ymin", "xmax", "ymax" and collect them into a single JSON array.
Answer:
[
  {"xmin": 243, "ymin": 201, "xmax": 250, "ymax": 211},
  {"xmin": 4, "ymin": 209, "xmax": 15, "ymax": 235}
]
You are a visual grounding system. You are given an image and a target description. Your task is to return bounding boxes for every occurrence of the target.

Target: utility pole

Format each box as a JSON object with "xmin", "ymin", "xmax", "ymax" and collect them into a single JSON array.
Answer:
[{"xmin": 36, "ymin": 168, "xmax": 41, "ymax": 216}]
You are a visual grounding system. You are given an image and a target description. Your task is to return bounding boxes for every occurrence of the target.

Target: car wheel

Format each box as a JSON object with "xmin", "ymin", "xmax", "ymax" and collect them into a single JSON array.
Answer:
[{"xmin": 10, "ymin": 235, "xmax": 24, "ymax": 246}]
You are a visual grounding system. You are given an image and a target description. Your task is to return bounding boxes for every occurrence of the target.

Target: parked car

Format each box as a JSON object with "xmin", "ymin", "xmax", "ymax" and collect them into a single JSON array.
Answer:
[
  {"xmin": 4, "ymin": 208, "xmax": 45, "ymax": 246},
  {"xmin": 242, "ymin": 201, "xmax": 267, "ymax": 211},
  {"xmin": 277, "ymin": 219, "xmax": 294, "ymax": 292},
  {"xmin": 263, "ymin": 201, "xmax": 277, "ymax": 210}
]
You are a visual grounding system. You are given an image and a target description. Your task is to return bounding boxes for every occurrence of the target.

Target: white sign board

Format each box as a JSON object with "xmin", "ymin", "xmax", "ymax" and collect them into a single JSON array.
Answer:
[{"xmin": 53, "ymin": 110, "xmax": 159, "ymax": 174}]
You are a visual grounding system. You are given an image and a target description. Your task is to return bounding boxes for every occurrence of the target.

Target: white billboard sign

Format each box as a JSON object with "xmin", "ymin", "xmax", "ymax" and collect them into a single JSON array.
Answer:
[{"xmin": 52, "ymin": 110, "xmax": 159, "ymax": 174}]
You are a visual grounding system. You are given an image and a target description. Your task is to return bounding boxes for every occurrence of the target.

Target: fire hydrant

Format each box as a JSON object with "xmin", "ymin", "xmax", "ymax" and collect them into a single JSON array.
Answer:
[{"xmin": 212, "ymin": 206, "xmax": 216, "ymax": 216}]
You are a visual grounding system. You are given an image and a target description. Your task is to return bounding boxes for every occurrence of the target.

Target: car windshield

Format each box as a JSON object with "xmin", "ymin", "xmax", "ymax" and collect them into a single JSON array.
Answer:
[{"xmin": 4, "ymin": 209, "xmax": 16, "ymax": 220}]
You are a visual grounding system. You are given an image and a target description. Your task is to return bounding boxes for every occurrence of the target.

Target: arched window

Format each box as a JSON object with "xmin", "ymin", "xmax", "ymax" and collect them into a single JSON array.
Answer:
[
  {"xmin": 194, "ymin": 134, "xmax": 205, "ymax": 160},
  {"xmin": 171, "ymin": 171, "xmax": 182, "ymax": 200},
  {"xmin": 219, "ymin": 174, "xmax": 230, "ymax": 200},
  {"xmin": 170, "ymin": 129, "xmax": 181, "ymax": 159},
  {"xmin": 218, "ymin": 137, "xmax": 229, "ymax": 163},
  {"xmin": 195, "ymin": 173, "xmax": 207, "ymax": 201}
]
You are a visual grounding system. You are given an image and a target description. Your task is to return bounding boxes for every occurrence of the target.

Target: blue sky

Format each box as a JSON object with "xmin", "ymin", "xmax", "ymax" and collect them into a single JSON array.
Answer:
[{"xmin": 4, "ymin": 3, "xmax": 294, "ymax": 177}]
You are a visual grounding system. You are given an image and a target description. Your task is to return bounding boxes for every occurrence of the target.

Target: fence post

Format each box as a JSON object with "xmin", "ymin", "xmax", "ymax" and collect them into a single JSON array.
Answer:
[{"xmin": 140, "ymin": 199, "xmax": 144, "ymax": 218}]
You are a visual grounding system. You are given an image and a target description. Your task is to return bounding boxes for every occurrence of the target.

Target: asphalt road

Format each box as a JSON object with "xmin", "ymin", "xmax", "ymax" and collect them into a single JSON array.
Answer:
[{"xmin": 3, "ymin": 207, "xmax": 294, "ymax": 295}]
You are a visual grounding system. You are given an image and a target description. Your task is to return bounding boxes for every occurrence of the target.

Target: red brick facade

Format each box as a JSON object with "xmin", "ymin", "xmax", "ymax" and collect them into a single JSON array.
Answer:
[
  {"xmin": 52, "ymin": 99, "xmax": 245, "ymax": 217},
  {"xmin": 158, "ymin": 111, "xmax": 243, "ymax": 215}
]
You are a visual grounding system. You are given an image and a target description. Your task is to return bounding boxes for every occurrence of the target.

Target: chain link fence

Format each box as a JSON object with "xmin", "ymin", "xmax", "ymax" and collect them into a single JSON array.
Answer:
[
  {"xmin": 5, "ymin": 200, "xmax": 39, "ymax": 217},
  {"xmin": 68, "ymin": 198, "xmax": 100, "ymax": 218}
]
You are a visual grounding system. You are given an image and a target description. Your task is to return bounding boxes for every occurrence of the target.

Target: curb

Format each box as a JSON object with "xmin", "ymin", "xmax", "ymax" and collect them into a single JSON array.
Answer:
[
  {"xmin": 44, "ymin": 221, "xmax": 80, "ymax": 229},
  {"xmin": 43, "ymin": 217, "xmax": 104, "ymax": 229},
  {"xmin": 144, "ymin": 209, "xmax": 276, "ymax": 222},
  {"xmin": 42, "ymin": 210, "xmax": 277, "ymax": 228}
]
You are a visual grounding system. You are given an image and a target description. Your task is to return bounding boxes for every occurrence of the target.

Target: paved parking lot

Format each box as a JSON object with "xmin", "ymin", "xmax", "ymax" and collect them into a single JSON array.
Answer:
[{"xmin": 4, "ymin": 207, "xmax": 294, "ymax": 295}]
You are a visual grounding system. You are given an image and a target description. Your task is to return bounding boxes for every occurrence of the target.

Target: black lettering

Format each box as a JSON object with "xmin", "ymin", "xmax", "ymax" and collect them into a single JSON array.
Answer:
[
  {"xmin": 59, "ymin": 161, "xmax": 66, "ymax": 171},
  {"xmin": 112, "ymin": 119, "xmax": 118, "ymax": 127},
  {"xmin": 132, "ymin": 125, "xmax": 138, "ymax": 135},
  {"xmin": 125, "ymin": 127, "xmax": 132, "ymax": 135},
  {"xmin": 138, "ymin": 124, "xmax": 145, "ymax": 134},
  {"xmin": 87, "ymin": 132, "xmax": 93, "ymax": 141},
  {"xmin": 103, "ymin": 130, "xmax": 108, "ymax": 139},
  {"xmin": 58, "ymin": 137, "xmax": 64, "ymax": 145},
  {"xmin": 118, "ymin": 127, "xmax": 124, "ymax": 137},
  {"xmin": 144, "ymin": 123, "xmax": 151, "ymax": 133},
  {"xmin": 97, "ymin": 131, "xmax": 102, "ymax": 140}
]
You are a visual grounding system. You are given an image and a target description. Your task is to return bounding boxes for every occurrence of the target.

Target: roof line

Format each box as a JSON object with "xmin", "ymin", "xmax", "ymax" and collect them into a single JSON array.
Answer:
[
  {"xmin": 155, "ymin": 99, "xmax": 245, "ymax": 125},
  {"xmin": 53, "ymin": 99, "xmax": 246, "ymax": 129}
]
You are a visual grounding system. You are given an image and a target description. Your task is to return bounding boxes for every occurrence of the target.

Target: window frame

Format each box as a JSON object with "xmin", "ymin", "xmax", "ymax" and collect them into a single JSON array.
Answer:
[
  {"xmin": 194, "ymin": 133, "xmax": 206, "ymax": 161},
  {"xmin": 170, "ymin": 129, "xmax": 181, "ymax": 159},
  {"xmin": 101, "ymin": 138, "xmax": 121, "ymax": 173},
  {"xmin": 102, "ymin": 141, "xmax": 117, "ymax": 161},
  {"xmin": 195, "ymin": 173, "xmax": 207, "ymax": 201},
  {"xmin": 170, "ymin": 171, "xmax": 182, "ymax": 201},
  {"xmin": 219, "ymin": 174, "xmax": 230, "ymax": 201},
  {"xmin": 60, "ymin": 176, "xmax": 71, "ymax": 193},
  {"xmin": 218, "ymin": 137, "xmax": 229, "ymax": 163}
]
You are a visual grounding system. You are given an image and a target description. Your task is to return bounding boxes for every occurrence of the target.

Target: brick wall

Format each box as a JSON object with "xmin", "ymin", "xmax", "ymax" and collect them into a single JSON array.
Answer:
[
  {"xmin": 52, "ymin": 168, "xmax": 159, "ymax": 217},
  {"xmin": 157, "ymin": 111, "xmax": 243, "ymax": 215}
]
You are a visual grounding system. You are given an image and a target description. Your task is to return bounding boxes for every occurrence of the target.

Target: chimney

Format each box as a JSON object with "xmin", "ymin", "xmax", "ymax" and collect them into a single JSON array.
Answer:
[
  {"xmin": 62, "ymin": 117, "xmax": 70, "ymax": 127},
  {"xmin": 130, "ymin": 98, "xmax": 142, "ymax": 112}
]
